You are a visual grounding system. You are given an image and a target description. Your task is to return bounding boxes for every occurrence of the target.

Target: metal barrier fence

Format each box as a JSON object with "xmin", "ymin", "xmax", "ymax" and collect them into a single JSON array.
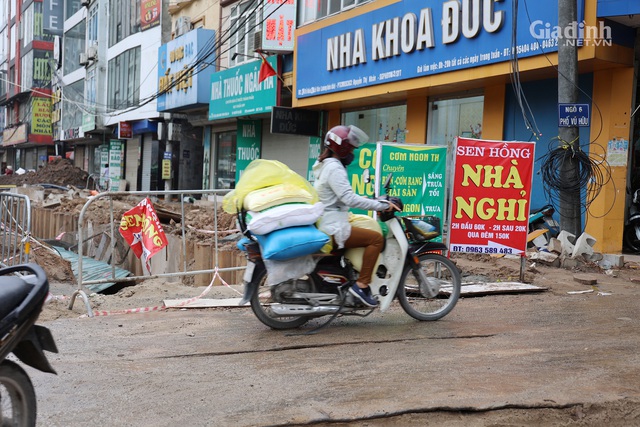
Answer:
[
  {"xmin": 0, "ymin": 192, "xmax": 31, "ymax": 267},
  {"xmin": 68, "ymin": 189, "xmax": 242, "ymax": 317}
]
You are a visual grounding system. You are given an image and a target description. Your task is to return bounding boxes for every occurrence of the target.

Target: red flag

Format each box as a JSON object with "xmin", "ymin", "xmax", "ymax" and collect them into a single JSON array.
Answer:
[
  {"xmin": 258, "ymin": 52, "xmax": 277, "ymax": 83},
  {"xmin": 119, "ymin": 198, "xmax": 168, "ymax": 272}
]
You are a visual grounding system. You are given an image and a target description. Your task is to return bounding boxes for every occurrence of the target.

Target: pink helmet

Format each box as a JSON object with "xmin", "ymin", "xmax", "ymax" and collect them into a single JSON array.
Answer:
[{"xmin": 324, "ymin": 125, "xmax": 369, "ymax": 158}]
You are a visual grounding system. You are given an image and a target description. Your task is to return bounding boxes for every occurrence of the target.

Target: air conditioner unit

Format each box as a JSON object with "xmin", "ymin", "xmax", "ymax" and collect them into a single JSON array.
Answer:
[
  {"xmin": 79, "ymin": 53, "xmax": 89, "ymax": 66},
  {"xmin": 175, "ymin": 16, "xmax": 191, "ymax": 37},
  {"xmin": 86, "ymin": 45, "xmax": 98, "ymax": 60},
  {"xmin": 81, "ymin": 0, "xmax": 90, "ymax": 7},
  {"xmin": 253, "ymin": 31, "xmax": 263, "ymax": 51}
]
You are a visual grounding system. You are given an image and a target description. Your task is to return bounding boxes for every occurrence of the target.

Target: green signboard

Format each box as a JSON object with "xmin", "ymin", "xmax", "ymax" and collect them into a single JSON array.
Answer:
[
  {"xmin": 235, "ymin": 120, "xmax": 262, "ymax": 183},
  {"xmin": 209, "ymin": 56, "xmax": 278, "ymax": 120},
  {"xmin": 307, "ymin": 136, "xmax": 322, "ymax": 182},
  {"xmin": 345, "ymin": 142, "xmax": 448, "ymax": 241}
]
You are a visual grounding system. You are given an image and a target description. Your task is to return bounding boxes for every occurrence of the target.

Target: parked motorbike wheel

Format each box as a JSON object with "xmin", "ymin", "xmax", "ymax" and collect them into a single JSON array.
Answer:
[
  {"xmin": 396, "ymin": 253, "xmax": 461, "ymax": 321},
  {"xmin": 0, "ymin": 360, "xmax": 37, "ymax": 426},
  {"xmin": 249, "ymin": 268, "xmax": 311, "ymax": 330},
  {"xmin": 624, "ymin": 224, "xmax": 640, "ymax": 253}
]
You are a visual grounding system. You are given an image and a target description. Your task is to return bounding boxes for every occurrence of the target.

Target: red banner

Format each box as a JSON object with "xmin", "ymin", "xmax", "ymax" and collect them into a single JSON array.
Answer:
[
  {"xmin": 448, "ymin": 138, "xmax": 535, "ymax": 256},
  {"xmin": 119, "ymin": 198, "xmax": 168, "ymax": 271}
]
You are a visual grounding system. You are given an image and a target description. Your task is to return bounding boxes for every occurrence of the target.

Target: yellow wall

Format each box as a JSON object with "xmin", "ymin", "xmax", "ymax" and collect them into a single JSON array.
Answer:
[
  {"xmin": 482, "ymin": 85, "xmax": 506, "ymax": 141},
  {"xmin": 586, "ymin": 67, "xmax": 634, "ymax": 253}
]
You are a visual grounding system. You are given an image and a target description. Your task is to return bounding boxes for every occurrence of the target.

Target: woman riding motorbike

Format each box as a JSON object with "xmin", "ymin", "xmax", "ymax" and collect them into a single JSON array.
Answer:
[{"xmin": 312, "ymin": 125, "xmax": 400, "ymax": 307}]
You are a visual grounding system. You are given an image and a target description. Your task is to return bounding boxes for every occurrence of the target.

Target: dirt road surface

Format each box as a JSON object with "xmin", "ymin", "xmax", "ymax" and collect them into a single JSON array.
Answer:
[{"xmin": 29, "ymin": 254, "xmax": 640, "ymax": 426}]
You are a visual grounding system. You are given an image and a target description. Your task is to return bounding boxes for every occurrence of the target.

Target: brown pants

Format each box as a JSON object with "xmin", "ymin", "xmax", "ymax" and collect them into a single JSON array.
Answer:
[{"xmin": 343, "ymin": 226, "xmax": 384, "ymax": 286}]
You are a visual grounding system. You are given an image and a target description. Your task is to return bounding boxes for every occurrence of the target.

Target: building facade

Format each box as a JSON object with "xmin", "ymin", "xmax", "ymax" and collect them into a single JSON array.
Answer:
[
  {"xmin": 292, "ymin": 0, "xmax": 640, "ymax": 254},
  {"xmin": 0, "ymin": 0, "xmax": 58, "ymax": 173}
]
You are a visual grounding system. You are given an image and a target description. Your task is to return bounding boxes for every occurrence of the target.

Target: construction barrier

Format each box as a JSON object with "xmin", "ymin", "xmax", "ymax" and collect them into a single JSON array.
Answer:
[{"xmin": 0, "ymin": 192, "xmax": 31, "ymax": 267}]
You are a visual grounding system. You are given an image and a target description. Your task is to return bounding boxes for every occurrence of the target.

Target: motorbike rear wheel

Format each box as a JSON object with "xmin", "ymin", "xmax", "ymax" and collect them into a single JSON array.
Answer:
[
  {"xmin": 0, "ymin": 360, "xmax": 37, "ymax": 427},
  {"xmin": 249, "ymin": 268, "xmax": 310, "ymax": 330},
  {"xmin": 396, "ymin": 253, "xmax": 461, "ymax": 321}
]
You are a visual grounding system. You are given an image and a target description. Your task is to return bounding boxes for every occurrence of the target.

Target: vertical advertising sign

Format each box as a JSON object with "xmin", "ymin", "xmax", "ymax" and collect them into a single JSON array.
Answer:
[
  {"xmin": 306, "ymin": 137, "xmax": 322, "ymax": 183},
  {"xmin": 262, "ymin": 0, "xmax": 297, "ymax": 52},
  {"xmin": 448, "ymin": 138, "xmax": 535, "ymax": 255},
  {"xmin": 140, "ymin": 0, "xmax": 161, "ymax": 31},
  {"xmin": 99, "ymin": 145, "xmax": 109, "ymax": 188},
  {"xmin": 235, "ymin": 120, "xmax": 262, "ymax": 183},
  {"xmin": 31, "ymin": 97, "xmax": 52, "ymax": 135},
  {"xmin": 109, "ymin": 140, "xmax": 124, "ymax": 191},
  {"xmin": 346, "ymin": 143, "xmax": 448, "ymax": 241}
]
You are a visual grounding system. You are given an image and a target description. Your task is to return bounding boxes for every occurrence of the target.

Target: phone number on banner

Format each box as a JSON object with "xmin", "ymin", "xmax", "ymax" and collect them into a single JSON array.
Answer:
[{"xmin": 450, "ymin": 245, "xmax": 515, "ymax": 255}]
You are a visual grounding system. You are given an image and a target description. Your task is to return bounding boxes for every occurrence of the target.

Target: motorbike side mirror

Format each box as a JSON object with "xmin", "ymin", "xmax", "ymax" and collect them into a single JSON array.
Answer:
[
  {"xmin": 362, "ymin": 169, "xmax": 373, "ymax": 184},
  {"xmin": 383, "ymin": 173, "xmax": 393, "ymax": 191}
]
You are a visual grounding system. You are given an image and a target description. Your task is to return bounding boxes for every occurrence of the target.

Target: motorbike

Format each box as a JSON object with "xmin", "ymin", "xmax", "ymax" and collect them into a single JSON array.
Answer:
[
  {"xmin": 0, "ymin": 263, "xmax": 58, "ymax": 426},
  {"xmin": 237, "ymin": 173, "xmax": 462, "ymax": 330},
  {"xmin": 624, "ymin": 188, "xmax": 640, "ymax": 253},
  {"xmin": 528, "ymin": 204, "xmax": 560, "ymax": 248}
]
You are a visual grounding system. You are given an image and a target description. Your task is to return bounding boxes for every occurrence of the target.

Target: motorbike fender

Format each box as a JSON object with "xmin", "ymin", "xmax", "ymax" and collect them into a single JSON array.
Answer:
[
  {"xmin": 12, "ymin": 325, "xmax": 58, "ymax": 374},
  {"xmin": 410, "ymin": 241, "xmax": 448, "ymax": 256},
  {"xmin": 239, "ymin": 260, "xmax": 266, "ymax": 305},
  {"xmin": 371, "ymin": 218, "xmax": 409, "ymax": 312}
]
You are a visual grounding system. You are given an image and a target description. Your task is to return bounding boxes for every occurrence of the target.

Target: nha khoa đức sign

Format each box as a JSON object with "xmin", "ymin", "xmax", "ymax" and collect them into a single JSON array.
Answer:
[
  {"xmin": 119, "ymin": 198, "xmax": 168, "ymax": 272},
  {"xmin": 448, "ymin": 138, "xmax": 535, "ymax": 256}
]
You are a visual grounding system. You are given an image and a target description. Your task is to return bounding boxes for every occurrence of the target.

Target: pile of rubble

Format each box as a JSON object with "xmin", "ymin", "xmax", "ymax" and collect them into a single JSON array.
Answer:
[
  {"xmin": 0, "ymin": 158, "xmax": 93, "ymax": 188},
  {"xmin": 528, "ymin": 231, "xmax": 624, "ymax": 271}
]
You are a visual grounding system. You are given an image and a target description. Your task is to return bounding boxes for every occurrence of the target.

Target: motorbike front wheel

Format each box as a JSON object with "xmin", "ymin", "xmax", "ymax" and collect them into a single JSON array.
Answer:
[
  {"xmin": 249, "ymin": 268, "xmax": 310, "ymax": 330},
  {"xmin": 397, "ymin": 253, "xmax": 461, "ymax": 321},
  {"xmin": 0, "ymin": 360, "xmax": 37, "ymax": 427}
]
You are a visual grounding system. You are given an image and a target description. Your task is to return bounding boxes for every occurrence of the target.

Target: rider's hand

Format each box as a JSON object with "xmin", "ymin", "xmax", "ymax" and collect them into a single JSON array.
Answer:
[{"xmin": 386, "ymin": 202, "xmax": 401, "ymax": 212}]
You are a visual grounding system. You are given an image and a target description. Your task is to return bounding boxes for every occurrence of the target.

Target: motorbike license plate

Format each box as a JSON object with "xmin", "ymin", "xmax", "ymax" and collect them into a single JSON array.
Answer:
[{"xmin": 243, "ymin": 262, "xmax": 255, "ymax": 283}]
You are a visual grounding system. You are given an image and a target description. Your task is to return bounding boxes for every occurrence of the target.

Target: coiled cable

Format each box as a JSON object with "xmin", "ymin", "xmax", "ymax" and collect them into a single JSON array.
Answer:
[{"xmin": 538, "ymin": 137, "xmax": 614, "ymax": 227}]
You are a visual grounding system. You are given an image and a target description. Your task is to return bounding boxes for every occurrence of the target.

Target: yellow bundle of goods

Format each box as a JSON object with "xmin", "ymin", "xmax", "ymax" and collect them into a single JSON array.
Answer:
[{"xmin": 222, "ymin": 159, "xmax": 317, "ymax": 214}]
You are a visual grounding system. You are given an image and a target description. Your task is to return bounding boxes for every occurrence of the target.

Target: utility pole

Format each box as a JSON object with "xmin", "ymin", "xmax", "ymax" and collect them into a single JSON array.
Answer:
[{"xmin": 558, "ymin": 0, "xmax": 582, "ymax": 236}]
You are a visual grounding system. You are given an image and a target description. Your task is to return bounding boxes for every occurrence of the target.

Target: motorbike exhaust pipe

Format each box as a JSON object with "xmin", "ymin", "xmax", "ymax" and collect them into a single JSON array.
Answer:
[{"xmin": 270, "ymin": 304, "xmax": 341, "ymax": 317}]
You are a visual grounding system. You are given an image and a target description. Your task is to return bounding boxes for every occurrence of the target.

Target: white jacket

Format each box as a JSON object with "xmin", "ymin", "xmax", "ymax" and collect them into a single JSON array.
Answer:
[{"xmin": 312, "ymin": 157, "xmax": 389, "ymax": 248}]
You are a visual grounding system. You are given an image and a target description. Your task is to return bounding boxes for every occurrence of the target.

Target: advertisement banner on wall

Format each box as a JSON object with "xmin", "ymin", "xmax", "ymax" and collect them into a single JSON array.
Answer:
[
  {"xmin": 31, "ymin": 97, "xmax": 52, "ymax": 135},
  {"xmin": 157, "ymin": 29, "xmax": 217, "ymax": 112},
  {"xmin": 209, "ymin": 56, "xmax": 278, "ymax": 120},
  {"xmin": 140, "ymin": 0, "xmax": 161, "ymax": 31},
  {"xmin": 235, "ymin": 120, "xmax": 262, "ymax": 183},
  {"xmin": 295, "ymin": 0, "xmax": 585, "ymax": 98},
  {"xmin": 448, "ymin": 138, "xmax": 535, "ymax": 256},
  {"xmin": 261, "ymin": 0, "xmax": 297, "ymax": 52},
  {"xmin": 345, "ymin": 142, "xmax": 448, "ymax": 241}
]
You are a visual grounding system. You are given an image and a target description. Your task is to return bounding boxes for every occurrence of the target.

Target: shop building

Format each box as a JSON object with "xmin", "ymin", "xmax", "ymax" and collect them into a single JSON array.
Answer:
[
  {"xmin": 292, "ymin": 0, "xmax": 639, "ymax": 253},
  {"xmin": 0, "ymin": 0, "xmax": 58, "ymax": 172}
]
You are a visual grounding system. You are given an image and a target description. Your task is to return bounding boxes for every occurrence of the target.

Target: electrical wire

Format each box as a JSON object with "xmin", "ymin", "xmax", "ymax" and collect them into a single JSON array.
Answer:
[
  {"xmin": 520, "ymin": 0, "xmax": 615, "ymax": 230},
  {"xmin": 538, "ymin": 136, "xmax": 614, "ymax": 225}
]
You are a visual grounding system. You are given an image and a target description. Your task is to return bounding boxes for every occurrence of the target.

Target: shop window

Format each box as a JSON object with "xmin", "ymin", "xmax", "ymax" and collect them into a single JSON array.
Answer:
[
  {"xmin": 428, "ymin": 94, "xmax": 484, "ymax": 209},
  {"xmin": 343, "ymin": 104, "xmax": 407, "ymax": 144},
  {"xmin": 299, "ymin": 0, "xmax": 372, "ymax": 25},
  {"xmin": 427, "ymin": 95, "xmax": 484, "ymax": 148},
  {"xmin": 63, "ymin": 20, "xmax": 86, "ymax": 75},
  {"xmin": 228, "ymin": 1, "xmax": 263, "ymax": 68},
  {"xmin": 108, "ymin": 0, "xmax": 141, "ymax": 47},
  {"xmin": 107, "ymin": 47, "xmax": 140, "ymax": 110},
  {"xmin": 215, "ymin": 131, "xmax": 236, "ymax": 189}
]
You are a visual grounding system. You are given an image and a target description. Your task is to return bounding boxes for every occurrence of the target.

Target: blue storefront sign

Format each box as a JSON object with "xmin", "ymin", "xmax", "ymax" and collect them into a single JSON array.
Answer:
[
  {"xmin": 208, "ymin": 56, "xmax": 278, "ymax": 120},
  {"xmin": 157, "ymin": 28, "xmax": 217, "ymax": 112},
  {"xmin": 296, "ymin": 0, "xmax": 584, "ymax": 98},
  {"xmin": 558, "ymin": 103, "xmax": 590, "ymax": 127}
]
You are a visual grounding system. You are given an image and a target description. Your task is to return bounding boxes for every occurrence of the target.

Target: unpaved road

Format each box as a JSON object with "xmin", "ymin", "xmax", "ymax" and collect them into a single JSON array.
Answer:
[{"xmin": 30, "ymin": 280, "xmax": 640, "ymax": 426}]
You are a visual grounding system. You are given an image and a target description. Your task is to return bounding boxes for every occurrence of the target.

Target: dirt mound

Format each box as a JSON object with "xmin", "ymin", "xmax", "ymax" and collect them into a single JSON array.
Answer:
[{"xmin": 0, "ymin": 159, "xmax": 93, "ymax": 188}]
